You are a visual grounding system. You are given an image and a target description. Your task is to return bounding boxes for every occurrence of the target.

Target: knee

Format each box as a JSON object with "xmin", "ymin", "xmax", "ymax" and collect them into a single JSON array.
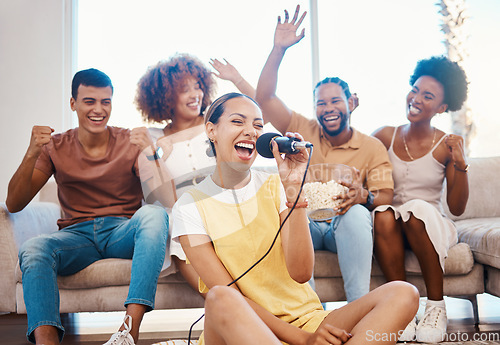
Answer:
[
  {"xmin": 338, "ymin": 205, "xmax": 372, "ymax": 236},
  {"xmin": 344, "ymin": 204, "xmax": 371, "ymax": 224},
  {"xmin": 382, "ymin": 281, "xmax": 420, "ymax": 314},
  {"xmin": 18, "ymin": 236, "xmax": 54, "ymax": 271},
  {"xmin": 136, "ymin": 204, "xmax": 169, "ymax": 223},
  {"xmin": 374, "ymin": 210, "xmax": 399, "ymax": 238},
  {"xmin": 134, "ymin": 205, "xmax": 169, "ymax": 238},
  {"xmin": 205, "ymin": 286, "xmax": 241, "ymax": 321}
]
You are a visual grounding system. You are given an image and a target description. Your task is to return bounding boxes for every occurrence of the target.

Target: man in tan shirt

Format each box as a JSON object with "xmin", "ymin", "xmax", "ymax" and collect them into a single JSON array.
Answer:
[{"xmin": 256, "ymin": 6, "xmax": 393, "ymax": 302}]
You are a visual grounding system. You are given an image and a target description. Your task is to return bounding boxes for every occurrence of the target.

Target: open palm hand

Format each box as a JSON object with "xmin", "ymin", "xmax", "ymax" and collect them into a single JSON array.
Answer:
[{"xmin": 274, "ymin": 5, "xmax": 307, "ymax": 50}]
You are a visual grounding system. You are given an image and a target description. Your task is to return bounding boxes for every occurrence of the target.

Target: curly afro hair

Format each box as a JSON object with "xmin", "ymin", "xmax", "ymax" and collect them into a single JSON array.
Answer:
[
  {"xmin": 409, "ymin": 56, "xmax": 468, "ymax": 112},
  {"xmin": 135, "ymin": 53, "xmax": 216, "ymax": 124}
]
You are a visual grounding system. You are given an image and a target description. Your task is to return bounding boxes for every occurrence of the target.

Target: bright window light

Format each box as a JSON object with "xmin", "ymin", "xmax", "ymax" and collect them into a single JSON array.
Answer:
[{"xmin": 78, "ymin": 0, "xmax": 500, "ymax": 157}]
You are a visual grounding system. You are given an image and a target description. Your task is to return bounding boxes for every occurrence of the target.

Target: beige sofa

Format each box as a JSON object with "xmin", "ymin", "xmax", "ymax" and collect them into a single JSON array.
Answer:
[{"xmin": 1, "ymin": 157, "xmax": 499, "ymax": 324}]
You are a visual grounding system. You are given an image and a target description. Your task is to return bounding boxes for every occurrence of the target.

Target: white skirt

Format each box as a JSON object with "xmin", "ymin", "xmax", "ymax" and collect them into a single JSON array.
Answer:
[{"xmin": 373, "ymin": 199, "xmax": 457, "ymax": 271}]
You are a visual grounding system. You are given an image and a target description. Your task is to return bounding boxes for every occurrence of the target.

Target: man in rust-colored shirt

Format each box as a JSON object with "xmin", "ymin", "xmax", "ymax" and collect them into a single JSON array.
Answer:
[{"xmin": 6, "ymin": 69, "xmax": 169, "ymax": 345}]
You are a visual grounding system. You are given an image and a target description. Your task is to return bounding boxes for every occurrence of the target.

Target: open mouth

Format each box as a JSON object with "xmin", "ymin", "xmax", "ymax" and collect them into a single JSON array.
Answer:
[
  {"xmin": 322, "ymin": 114, "xmax": 340, "ymax": 123},
  {"xmin": 320, "ymin": 112, "xmax": 344, "ymax": 126},
  {"xmin": 234, "ymin": 142, "xmax": 255, "ymax": 160},
  {"xmin": 187, "ymin": 101, "xmax": 200, "ymax": 109},
  {"xmin": 89, "ymin": 116, "xmax": 106, "ymax": 123},
  {"xmin": 408, "ymin": 104, "xmax": 421, "ymax": 115}
]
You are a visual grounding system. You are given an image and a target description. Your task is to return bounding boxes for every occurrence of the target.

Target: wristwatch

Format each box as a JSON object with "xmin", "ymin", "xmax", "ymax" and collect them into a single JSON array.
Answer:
[
  {"xmin": 146, "ymin": 146, "xmax": 163, "ymax": 161},
  {"xmin": 363, "ymin": 190, "xmax": 374, "ymax": 209}
]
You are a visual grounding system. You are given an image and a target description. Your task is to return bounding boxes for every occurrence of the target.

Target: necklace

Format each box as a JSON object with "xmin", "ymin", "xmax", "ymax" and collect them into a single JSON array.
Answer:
[{"xmin": 402, "ymin": 126, "xmax": 437, "ymax": 161}]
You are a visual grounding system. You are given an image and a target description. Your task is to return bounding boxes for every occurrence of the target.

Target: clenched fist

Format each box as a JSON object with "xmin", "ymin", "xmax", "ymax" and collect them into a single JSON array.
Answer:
[{"xmin": 28, "ymin": 125, "xmax": 54, "ymax": 157}]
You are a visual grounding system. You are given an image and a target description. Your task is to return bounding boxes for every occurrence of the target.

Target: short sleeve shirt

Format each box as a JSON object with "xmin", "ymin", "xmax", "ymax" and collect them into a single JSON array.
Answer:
[
  {"xmin": 35, "ymin": 126, "xmax": 143, "ymax": 229},
  {"xmin": 287, "ymin": 111, "xmax": 393, "ymax": 192},
  {"xmin": 171, "ymin": 169, "xmax": 287, "ymax": 243}
]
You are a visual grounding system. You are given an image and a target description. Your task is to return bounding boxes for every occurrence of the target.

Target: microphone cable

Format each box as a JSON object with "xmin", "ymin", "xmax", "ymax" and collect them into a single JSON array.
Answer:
[{"xmin": 187, "ymin": 146, "xmax": 313, "ymax": 343}]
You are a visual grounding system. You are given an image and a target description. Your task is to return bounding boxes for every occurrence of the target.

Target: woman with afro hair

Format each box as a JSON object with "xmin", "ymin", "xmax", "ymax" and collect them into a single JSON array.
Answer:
[
  {"xmin": 372, "ymin": 56, "xmax": 469, "ymax": 343},
  {"xmin": 134, "ymin": 53, "xmax": 255, "ymax": 293}
]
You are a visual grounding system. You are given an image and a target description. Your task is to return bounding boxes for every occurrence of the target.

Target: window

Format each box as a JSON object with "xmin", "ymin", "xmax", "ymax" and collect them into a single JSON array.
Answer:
[
  {"xmin": 77, "ymin": 0, "xmax": 312, "ymax": 130},
  {"xmin": 78, "ymin": 0, "xmax": 500, "ymax": 157},
  {"xmin": 316, "ymin": 0, "xmax": 447, "ymax": 134}
]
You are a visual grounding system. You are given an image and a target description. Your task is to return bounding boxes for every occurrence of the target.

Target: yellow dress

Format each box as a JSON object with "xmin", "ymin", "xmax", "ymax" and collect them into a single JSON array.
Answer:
[{"xmin": 188, "ymin": 174, "xmax": 330, "ymax": 344}]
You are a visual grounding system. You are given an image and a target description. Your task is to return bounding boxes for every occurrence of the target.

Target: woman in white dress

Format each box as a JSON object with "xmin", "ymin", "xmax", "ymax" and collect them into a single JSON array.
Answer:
[
  {"xmin": 372, "ymin": 56, "xmax": 469, "ymax": 343},
  {"xmin": 134, "ymin": 53, "xmax": 255, "ymax": 291}
]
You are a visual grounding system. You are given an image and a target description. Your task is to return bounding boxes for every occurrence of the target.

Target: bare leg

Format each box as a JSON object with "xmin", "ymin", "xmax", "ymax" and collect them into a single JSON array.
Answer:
[
  {"xmin": 402, "ymin": 215, "xmax": 443, "ymax": 300},
  {"xmin": 33, "ymin": 325, "xmax": 59, "ymax": 345},
  {"xmin": 323, "ymin": 281, "xmax": 419, "ymax": 344},
  {"xmin": 120, "ymin": 304, "xmax": 147, "ymax": 342},
  {"xmin": 373, "ymin": 209, "xmax": 406, "ymax": 281},
  {"xmin": 174, "ymin": 256, "xmax": 206, "ymax": 298},
  {"xmin": 204, "ymin": 286, "xmax": 281, "ymax": 345}
]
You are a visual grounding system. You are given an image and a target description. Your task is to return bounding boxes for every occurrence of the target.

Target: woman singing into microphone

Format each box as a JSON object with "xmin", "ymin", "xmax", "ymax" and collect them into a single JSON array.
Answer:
[{"xmin": 171, "ymin": 92, "xmax": 418, "ymax": 345}]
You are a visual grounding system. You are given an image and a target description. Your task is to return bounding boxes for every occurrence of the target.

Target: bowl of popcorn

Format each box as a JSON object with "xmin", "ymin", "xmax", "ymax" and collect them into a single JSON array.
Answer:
[{"xmin": 302, "ymin": 163, "xmax": 354, "ymax": 221}]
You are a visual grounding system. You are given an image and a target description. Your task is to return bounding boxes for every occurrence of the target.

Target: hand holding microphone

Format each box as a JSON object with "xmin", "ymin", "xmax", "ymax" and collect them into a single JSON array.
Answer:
[
  {"xmin": 256, "ymin": 132, "xmax": 313, "ymax": 158},
  {"xmin": 257, "ymin": 132, "xmax": 312, "ymax": 196}
]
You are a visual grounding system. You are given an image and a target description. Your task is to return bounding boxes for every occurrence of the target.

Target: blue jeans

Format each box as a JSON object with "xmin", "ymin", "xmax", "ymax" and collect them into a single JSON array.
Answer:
[
  {"xmin": 18, "ymin": 205, "xmax": 169, "ymax": 343},
  {"xmin": 309, "ymin": 204, "xmax": 373, "ymax": 302}
]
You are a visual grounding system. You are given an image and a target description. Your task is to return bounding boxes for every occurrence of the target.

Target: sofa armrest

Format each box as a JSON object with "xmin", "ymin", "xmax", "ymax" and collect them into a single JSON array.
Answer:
[
  {"xmin": 0, "ymin": 205, "xmax": 18, "ymax": 311},
  {"xmin": 1, "ymin": 202, "xmax": 61, "ymax": 249},
  {"xmin": 0, "ymin": 202, "xmax": 61, "ymax": 312}
]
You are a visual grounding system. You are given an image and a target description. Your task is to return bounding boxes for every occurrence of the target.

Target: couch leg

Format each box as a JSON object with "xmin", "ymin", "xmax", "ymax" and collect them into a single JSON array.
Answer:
[{"xmin": 454, "ymin": 294, "xmax": 480, "ymax": 332}]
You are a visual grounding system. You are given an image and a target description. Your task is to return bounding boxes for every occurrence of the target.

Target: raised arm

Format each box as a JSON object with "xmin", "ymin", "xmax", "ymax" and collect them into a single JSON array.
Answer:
[
  {"xmin": 255, "ymin": 5, "xmax": 307, "ymax": 134},
  {"xmin": 209, "ymin": 58, "xmax": 256, "ymax": 99},
  {"xmin": 6, "ymin": 126, "xmax": 53, "ymax": 213},
  {"xmin": 444, "ymin": 134, "xmax": 469, "ymax": 216},
  {"xmin": 271, "ymin": 132, "xmax": 314, "ymax": 283}
]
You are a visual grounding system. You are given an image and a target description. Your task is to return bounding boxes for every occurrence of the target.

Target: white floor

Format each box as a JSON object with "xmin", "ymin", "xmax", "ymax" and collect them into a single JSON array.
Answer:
[{"xmin": 69, "ymin": 293, "xmax": 500, "ymax": 341}]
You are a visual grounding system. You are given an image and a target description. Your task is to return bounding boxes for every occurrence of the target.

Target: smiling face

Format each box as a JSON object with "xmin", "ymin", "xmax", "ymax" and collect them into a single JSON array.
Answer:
[
  {"xmin": 206, "ymin": 97, "xmax": 264, "ymax": 170},
  {"xmin": 174, "ymin": 76, "xmax": 204, "ymax": 122},
  {"xmin": 71, "ymin": 85, "xmax": 112, "ymax": 135},
  {"xmin": 314, "ymin": 83, "xmax": 351, "ymax": 137},
  {"xmin": 406, "ymin": 75, "xmax": 448, "ymax": 123}
]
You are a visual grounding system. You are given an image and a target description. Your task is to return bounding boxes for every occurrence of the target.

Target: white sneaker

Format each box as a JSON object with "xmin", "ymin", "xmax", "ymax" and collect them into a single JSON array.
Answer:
[
  {"xmin": 398, "ymin": 315, "xmax": 417, "ymax": 342},
  {"xmin": 103, "ymin": 315, "xmax": 135, "ymax": 345},
  {"xmin": 416, "ymin": 304, "xmax": 447, "ymax": 343}
]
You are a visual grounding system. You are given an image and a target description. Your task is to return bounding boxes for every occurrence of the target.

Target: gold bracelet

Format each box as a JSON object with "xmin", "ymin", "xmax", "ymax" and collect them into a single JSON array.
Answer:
[{"xmin": 454, "ymin": 163, "xmax": 469, "ymax": 172}]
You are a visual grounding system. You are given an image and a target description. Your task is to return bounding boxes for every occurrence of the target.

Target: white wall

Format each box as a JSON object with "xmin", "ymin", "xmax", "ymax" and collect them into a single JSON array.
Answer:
[{"xmin": 0, "ymin": 0, "xmax": 74, "ymax": 202}]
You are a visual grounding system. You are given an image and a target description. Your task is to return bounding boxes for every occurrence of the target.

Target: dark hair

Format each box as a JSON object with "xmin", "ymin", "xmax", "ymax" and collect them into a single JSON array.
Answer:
[
  {"xmin": 135, "ymin": 53, "xmax": 216, "ymax": 124},
  {"xmin": 410, "ymin": 56, "xmax": 468, "ymax": 112},
  {"xmin": 71, "ymin": 68, "xmax": 113, "ymax": 99},
  {"xmin": 313, "ymin": 77, "xmax": 351, "ymax": 99},
  {"xmin": 204, "ymin": 92, "xmax": 259, "ymax": 156}
]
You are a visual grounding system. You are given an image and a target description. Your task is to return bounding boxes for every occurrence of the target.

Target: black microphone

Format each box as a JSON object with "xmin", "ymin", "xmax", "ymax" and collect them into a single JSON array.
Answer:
[{"xmin": 256, "ymin": 132, "xmax": 313, "ymax": 158}]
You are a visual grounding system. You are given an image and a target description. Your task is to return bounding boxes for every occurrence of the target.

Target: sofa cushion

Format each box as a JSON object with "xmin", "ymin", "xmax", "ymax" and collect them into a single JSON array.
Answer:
[
  {"xmin": 457, "ymin": 217, "xmax": 500, "ymax": 269},
  {"xmin": 16, "ymin": 258, "xmax": 187, "ymax": 289},
  {"xmin": 314, "ymin": 242, "xmax": 474, "ymax": 278},
  {"xmin": 3, "ymin": 202, "xmax": 61, "ymax": 250},
  {"xmin": 405, "ymin": 242, "xmax": 474, "ymax": 275}
]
